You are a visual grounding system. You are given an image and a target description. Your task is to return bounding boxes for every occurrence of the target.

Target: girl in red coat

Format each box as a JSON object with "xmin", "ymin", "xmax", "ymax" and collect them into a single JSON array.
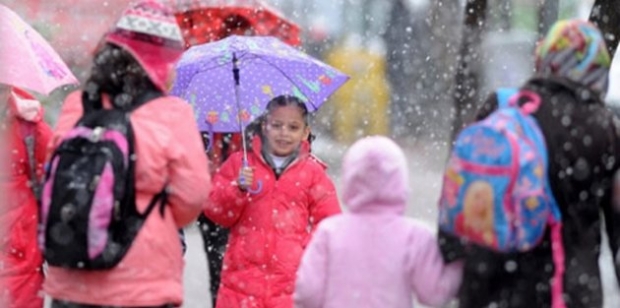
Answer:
[
  {"xmin": 0, "ymin": 87, "xmax": 52, "ymax": 308},
  {"xmin": 204, "ymin": 95, "xmax": 341, "ymax": 308}
]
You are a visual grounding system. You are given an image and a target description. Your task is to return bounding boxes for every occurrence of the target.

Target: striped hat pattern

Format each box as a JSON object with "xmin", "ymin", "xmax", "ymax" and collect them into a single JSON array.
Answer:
[
  {"xmin": 536, "ymin": 19, "xmax": 611, "ymax": 97},
  {"xmin": 105, "ymin": 0, "xmax": 185, "ymax": 91}
]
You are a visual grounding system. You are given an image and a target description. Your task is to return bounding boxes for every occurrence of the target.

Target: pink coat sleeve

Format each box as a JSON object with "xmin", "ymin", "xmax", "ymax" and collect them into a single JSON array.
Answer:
[
  {"xmin": 294, "ymin": 225, "xmax": 329, "ymax": 308},
  {"xmin": 165, "ymin": 103, "xmax": 211, "ymax": 227},
  {"xmin": 409, "ymin": 223, "xmax": 463, "ymax": 307},
  {"xmin": 203, "ymin": 152, "xmax": 251, "ymax": 228}
]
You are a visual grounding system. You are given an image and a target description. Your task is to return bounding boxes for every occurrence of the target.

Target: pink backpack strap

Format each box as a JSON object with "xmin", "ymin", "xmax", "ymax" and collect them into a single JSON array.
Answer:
[
  {"xmin": 508, "ymin": 90, "xmax": 542, "ymax": 114},
  {"xmin": 550, "ymin": 222, "xmax": 567, "ymax": 308}
]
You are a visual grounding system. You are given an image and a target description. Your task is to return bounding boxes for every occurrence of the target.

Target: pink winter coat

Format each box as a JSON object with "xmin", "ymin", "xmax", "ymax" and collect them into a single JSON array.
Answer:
[
  {"xmin": 294, "ymin": 136, "xmax": 463, "ymax": 308},
  {"xmin": 43, "ymin": 91, "xmax": 211, "ymax": 307}
]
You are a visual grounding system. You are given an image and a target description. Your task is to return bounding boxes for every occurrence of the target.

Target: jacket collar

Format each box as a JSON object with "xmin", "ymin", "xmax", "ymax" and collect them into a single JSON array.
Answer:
[{"xmin": 250, "ymin": 134, "xmax": 311, "ymax": 170}]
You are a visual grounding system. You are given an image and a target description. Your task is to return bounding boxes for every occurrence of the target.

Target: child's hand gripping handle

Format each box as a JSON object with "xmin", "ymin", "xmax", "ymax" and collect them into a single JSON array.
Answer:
[{"xmin": 238, "ymin": 160, "xmax": 263, "ymax": 194}]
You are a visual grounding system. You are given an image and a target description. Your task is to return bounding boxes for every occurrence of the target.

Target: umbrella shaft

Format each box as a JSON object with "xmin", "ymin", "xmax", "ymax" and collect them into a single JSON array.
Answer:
[
  {"xmin": 231, "ymin": 52, "xmax": 247, "ymax": 162},
  {"xmin": 234, "ymin": 82, "xmax": 248, "ymax": 163}
]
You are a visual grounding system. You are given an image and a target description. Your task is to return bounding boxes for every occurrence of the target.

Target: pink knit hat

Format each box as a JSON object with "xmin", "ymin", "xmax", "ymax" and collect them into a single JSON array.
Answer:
[{"xmin": 104, "ymin": 0, "xmax": 185, "ymax": 92}]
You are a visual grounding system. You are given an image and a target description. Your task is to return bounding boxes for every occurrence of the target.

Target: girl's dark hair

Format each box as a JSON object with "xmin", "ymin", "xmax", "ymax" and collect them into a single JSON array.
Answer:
[
  {"xmin": 264, "ymin": 95, "xmax": 315, "ymax": 144},
  {"xmin": 83, "ymin": 43, "xmax": 159, "ymax": 111},
  {"xmin": 265, "ymin": 95, "xmax": 310, "ymax": 125}
]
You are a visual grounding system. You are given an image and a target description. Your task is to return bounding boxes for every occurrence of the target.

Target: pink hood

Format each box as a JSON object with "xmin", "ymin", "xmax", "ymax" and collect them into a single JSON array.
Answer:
[{"xmin": 342, "ymin": 136, "xmax": 409, "ymax": 215}]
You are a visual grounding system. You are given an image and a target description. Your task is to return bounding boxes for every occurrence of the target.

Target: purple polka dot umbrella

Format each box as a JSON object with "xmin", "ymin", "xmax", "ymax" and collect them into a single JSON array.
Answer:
[{"xmin": 171, "ymin": 35, "xmax": 348, "ymax": 162}]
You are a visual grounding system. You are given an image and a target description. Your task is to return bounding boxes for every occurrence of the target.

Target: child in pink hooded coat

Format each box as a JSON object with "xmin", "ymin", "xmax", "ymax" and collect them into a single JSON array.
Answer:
[{"xmin": 294, "ymin": 136, "xmax": 463, "ymax": 308}]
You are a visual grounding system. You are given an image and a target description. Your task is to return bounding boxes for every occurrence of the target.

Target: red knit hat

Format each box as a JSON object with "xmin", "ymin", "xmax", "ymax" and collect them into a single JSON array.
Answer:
[{"xmin": 104, "ymin": 0, "xmax": 185, "ymax": 92}]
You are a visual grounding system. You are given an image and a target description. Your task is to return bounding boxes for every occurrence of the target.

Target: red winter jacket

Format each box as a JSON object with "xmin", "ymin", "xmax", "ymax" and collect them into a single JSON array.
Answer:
[
  {"xmin": 205, "ymin": 136, "xmax": 341, "ymax": 308},
  {"xmin": 0, "ymin": 88, "xmax": 51, "ymax": 308}
]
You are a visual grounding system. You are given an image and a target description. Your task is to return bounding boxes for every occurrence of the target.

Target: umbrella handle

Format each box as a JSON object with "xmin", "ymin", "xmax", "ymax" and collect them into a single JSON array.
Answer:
[
  {"xmin": 247, "ymin": 180, "xmax": 263, "ymax": 195},
  {"xmin": 202, "ymin": 123, "xmax": 215, "ymax": 153},
  {"xmin": 232, "ymin": 52, "xmax": 249, "ymax": 164},
  {"xmin": 239, "ymin": 159, "xmax": 263, "ymax": 195}
]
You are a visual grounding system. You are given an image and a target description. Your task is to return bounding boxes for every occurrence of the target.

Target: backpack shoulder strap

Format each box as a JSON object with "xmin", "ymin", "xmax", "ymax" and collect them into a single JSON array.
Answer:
[{"xmin": 140, "ymin": 187, "xmax": 168, "ymax": 218}]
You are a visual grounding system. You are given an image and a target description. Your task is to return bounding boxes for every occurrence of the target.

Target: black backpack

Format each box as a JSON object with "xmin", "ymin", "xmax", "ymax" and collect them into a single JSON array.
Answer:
[{"xmin": 40, "ymin": 91, "xmax": 166, "ymax": 269}]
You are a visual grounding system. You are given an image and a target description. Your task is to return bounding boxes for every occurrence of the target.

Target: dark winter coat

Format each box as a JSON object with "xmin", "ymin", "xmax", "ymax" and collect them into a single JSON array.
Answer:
[{"xmin": 439, "ymin": 77, "xmax": 620, "ymax": 308}]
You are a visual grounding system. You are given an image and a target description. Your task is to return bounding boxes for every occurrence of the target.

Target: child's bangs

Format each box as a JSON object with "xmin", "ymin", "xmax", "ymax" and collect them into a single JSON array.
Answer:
[{"xmin": 266, "ymin": 95, "xmax": 308, "ymax": 114}]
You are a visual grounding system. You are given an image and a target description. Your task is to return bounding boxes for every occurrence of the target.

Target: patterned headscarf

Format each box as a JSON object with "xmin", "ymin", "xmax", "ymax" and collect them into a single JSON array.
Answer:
[{"xmin": 535, "ymin": 19, "xmax": 611, "ymax": 97}]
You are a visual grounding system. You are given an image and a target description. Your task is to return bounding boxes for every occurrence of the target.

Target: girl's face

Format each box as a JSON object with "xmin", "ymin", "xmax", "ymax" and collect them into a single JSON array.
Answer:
[{"xmin": 263, "ymin": 105, "xmax": 310, "ymax": 157}]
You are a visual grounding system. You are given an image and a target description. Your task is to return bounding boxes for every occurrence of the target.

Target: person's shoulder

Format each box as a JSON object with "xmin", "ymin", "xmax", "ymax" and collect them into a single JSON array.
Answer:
[
  {"xmin": 156, "ymin": 95, "xmax": 186, "ymax": 104},
  {"xmin": 219, "ymin": 151, "xmax": 245, "ymax": 168},
  {"xmin": 140, "ymin": 95, "xmax": 194, "ymax": 122},
  {"xmin": 60, "ymin": 90, "xmax": 84, "ymax": 110},
  {"xmin": 315, "ymin": 213, "xmax": 346, "ymax": 231},
  {"xmin": 64, "ymin": 90, "xmax": 83, "ymax": 102},
  {"xmin": 226, "ymin": 150, "xmax": 245, "ymax": 162},
  {"xmin": 400, "ymin": 218, "xmax": 436, "ymax": 237},
  {"xmin": 150, "ymin": 95, "xmax": 190, "ymax": 110},
  {"xmin": 55, "ymin": 90, "xmax": 85, "ymax": 129},
  {"xmin": 304, "ymin": 153, "xmax": 329, "ymax": 171}
]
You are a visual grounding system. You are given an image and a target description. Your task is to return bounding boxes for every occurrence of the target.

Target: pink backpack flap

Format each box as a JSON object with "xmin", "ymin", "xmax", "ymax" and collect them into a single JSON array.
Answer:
[{"xmin": 438, "ymin": 88, "xmax": 566, "ymax": 308}]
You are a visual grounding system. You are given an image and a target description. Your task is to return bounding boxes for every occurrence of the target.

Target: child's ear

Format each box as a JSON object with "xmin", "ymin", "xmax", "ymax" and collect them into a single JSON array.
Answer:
[{"xmin": 303, "ymin": 126, "xmax": 311, "ymax": 141}]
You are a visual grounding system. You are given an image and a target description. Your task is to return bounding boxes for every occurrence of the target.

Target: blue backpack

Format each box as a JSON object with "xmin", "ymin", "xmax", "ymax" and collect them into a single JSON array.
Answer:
[
  {"xmin": 438, "ymin": 88, "xmax": 566, "ymax": 306},
  {"xmin": 439, "ymin": 88, "xmax": 561, "ymax": 250},
  {"xmin": 439, "ymin": 89, "xmax": 565, "ymax": 308}
]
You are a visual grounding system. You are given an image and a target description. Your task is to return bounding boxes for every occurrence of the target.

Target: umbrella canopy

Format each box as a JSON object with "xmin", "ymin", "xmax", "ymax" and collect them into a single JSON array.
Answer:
[
  {"xmin": 171, "ymin": 35, "xmax": 348, "ymax": 133},
  {"xmin": 4, "ymin": 0, "xmax": 130, "ymax": 70},
  {"xmin": 173, "ymin": 0, "xmax": 301, "ymax": 48},
  {"xmin": 0, "ymin": 4, "xmax": 79, "ymax": 95}
]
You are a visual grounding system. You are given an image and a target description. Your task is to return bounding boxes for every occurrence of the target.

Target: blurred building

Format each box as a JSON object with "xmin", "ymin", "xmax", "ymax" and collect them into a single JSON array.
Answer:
[{"xmin": 480, "ymin": 29, "xmax": 537, "ymax": 95}]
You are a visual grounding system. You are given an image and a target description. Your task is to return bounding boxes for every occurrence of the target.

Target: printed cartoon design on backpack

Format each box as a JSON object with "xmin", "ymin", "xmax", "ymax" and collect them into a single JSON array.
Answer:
[
  {"xmin": 39, "ymin": 92, "xmax": 165, "ymax": 270},
  {"xmin": 438, "ymin": 88, "xmax": 566, "ymax": 307}
]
